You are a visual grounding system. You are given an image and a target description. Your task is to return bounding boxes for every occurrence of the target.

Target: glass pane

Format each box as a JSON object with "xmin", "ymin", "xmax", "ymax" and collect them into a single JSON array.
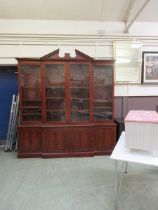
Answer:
[
  {"xmin": 45, "ymin": 64, "xmax": 66, "ymax": 122},
  {"xmin": 94, "ymin": 65, "xmax": 112, "ymax": 120},
  {"xmin": 21, "ymin": 64, "xmax": 42, "ymax": 121},
  {"xmin": 70, "ymin": 64, "xmax": 90, "ymax": 121}
]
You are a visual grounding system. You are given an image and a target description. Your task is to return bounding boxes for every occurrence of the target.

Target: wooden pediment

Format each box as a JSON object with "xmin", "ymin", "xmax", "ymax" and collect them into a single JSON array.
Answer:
[
  {"xmin": 40, "ymin": 49, "xmax": 60, "ymax": 60},
  {"xmin": 40, "ymin": 49, "xmax": 94, "ymax": 61}
]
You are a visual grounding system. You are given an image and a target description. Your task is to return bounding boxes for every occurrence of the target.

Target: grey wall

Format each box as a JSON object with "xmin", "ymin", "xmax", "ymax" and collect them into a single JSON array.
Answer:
[{"xmin": 114, "ymin": 96, "xmax": 158, "ymax": 119}]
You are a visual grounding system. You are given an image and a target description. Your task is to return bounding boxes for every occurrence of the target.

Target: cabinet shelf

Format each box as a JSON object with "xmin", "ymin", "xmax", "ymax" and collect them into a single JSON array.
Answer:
[
  {"xmin": 71, "ymin": 98, "xmax": 89, "ymax": 100},
  {"xmin": 46, "ymin": 111, "xmax": 64, "ymax": 115},
  {"xmin": 70, "ymin": 87, "xmax": 89, "ymax": 89},
  {"xmin": 72, "ymin": 109, "xmax": 89, "ymax": 112},
  {"xmin": 46, "ymin": 97, "xmax": 65, "ymax": 100},
  {"xmin": 94, "ymin": 99, "xmax": 110, "ymax": 102},
  {"xmin": 23, "ymin": 113, "xmax": 41, "ymax": 116},
  {"xmin": 46, "ymin": 87, "xmax": 65, "ymax": 89},
  {"xmin": 71, "ymin": 111, "xmax": 89, "ymax": 115},
  {"xmin": 70, "ymin": 81, "xmax": 88, "ymax": 84},
  {"xmin": 23, "ymin": 106, "xmax": 41, "ymax": 108},
  {"xmin": 22, "ymin": 99, "xmax": 41, "ymax": 101},
  {"xmin": 94, "ymin": 107, "xmax": 111, "ymax": 109},
  {"xmin": 46, "ymin": 109, "xmax": 65, "ymax": 112},
  {"xmin": 94, "ymin": 84, "xmax": 111, "ymax": 86},
  {"xmin": 46, "ymin": 83, "xmax": 65, "ymax": 87},
  {"xmin": 22, "ymin": 87, "xmax": 41, "ymax": 89},
  {"xmin": 70, "ymin": 82, "xmax": 89, "ymax": 87}
]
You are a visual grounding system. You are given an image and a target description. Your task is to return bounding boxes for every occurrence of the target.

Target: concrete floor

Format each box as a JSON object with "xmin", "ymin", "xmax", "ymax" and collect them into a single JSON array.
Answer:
[{"xmin": 0, "ymin": 152, "xmax": 158, "ymax": 210}]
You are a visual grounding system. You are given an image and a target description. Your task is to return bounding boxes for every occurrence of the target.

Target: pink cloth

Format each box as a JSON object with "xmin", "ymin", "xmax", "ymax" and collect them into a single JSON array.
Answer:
[{"xmin": 125, "ymin": 110, "xmax": 158, "ymax": 123}]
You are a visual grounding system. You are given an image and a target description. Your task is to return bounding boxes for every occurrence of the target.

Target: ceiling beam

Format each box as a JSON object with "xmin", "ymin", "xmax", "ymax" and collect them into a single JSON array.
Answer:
[
  {"xmin": 124, "ymin": 0, "xmax": 151, "ymax": 33},
  {"xmin": 100, "ymin": 0, "xmax": 105, "ymax": 21},
  {"xmin": 124, "ymin": 0, "xmax": 136, "ymax": 23}
]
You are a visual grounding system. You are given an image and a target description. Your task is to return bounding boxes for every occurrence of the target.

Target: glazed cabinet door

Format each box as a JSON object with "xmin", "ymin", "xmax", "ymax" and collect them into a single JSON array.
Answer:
[
  {"xmin": 18, "ymin": 127, "xmax": 42, "ymax": 155},
  {"xmin": 69, "ymin": 64, "xmax": 90, "ymax": 122},
  {"xmin": 43, "ymin": 127, "xmax": 67, "ymax": 153},
  {"xmin": 93, "ymin": 65, "xmax": 113, "ymax": 121},
  {"xmin": 94, "ymin": 126, "xmax": 115, "ymax": 154},
  {"xmin": 69, "ymin": 126, "xmax": 92, "ymax": 153},
  {"xmin": 45, "ymin": 64, "xmax": 66, "ymax": 122},
  {"xmin": 19, "ymin": 64, "xmax": 42, "ymax": 122}
]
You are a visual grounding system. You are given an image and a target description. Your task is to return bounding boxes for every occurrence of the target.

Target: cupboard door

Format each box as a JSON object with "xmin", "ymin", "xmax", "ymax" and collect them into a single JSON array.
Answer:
[
  {"xmin": 18, "ymin": 127, "xmax": 42, "ymax": 153},
  {"xmin": 70, "ymin": 127, "xmax": 92, "ymax": 152},
  {"xmin": 70, "ymin": 64, "xmax": 90, "ymax": 121},
  {"xmin": 94, "ymin": 126, "xmax": 115, "ymax": 152},
  {"xmin": 44, "ymin": 128, "xmax": 67, "ymax": 153},
  {"xmin": 45, "ymin": 64, "xmax": 66, "ymax": 122},
  {"xmin": 20, "ymin": 64, "xmax": 42, "ymax": 122},
  {"xmin": 93, "ymin": 65, "xmax": 113, "ymax": 120}
]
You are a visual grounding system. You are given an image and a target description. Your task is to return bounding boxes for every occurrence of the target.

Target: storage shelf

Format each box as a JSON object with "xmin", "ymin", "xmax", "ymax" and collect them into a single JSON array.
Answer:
[
  {"xmin": 23, "ymin": 106, "xmax": 41, "ymax": 108},
  {"xmin": 71, "ymin": 111, "xmax": 89, "ymax": 114},
  {"xmin": 72, "ymin": 109, "xmax": 89, "ymax": 112},
  {"xmin": 94, "ymin": 99, "xmax": 110, "ymax": 102},
  {"xmin": 22, "ymin": 99, "xmax": 41, "ymax": 101},
  {"xmin": 94, "ymin": 84, "xmax": 111, "ymax": 87},
  {"xmin": 71, "ymin": 98, "xmax": 89, "ymax": 100},
  {"xmin": 46, "ymin": 83, "xmax": 65, "ymax": 87},
  {"xmin": 46, "ymin": 87, "xmax": 65, "ymax": 89},
  {"xmin": 46, "ymin": 109, "xmax": 65, "ymax": 112},
  {"xmin": 70, "ymin": 87, "xmax": 89, "ymax": 89},
  {"xmin": 22, "ymin": 87, "xmax": 41, "ymax": 89},
  {"xmin": 46, "ymin": 97, "xmax": 65, "ymax": 100},
  {"xmin": 94, "ymin": 107, "xmax": 111, "ymax": 109},
  {"xmin": 23, "ymin": 113, "xmax": 41, "ymax": 116},
  {"xmin": 46, "ymin": 111, "xmax": 64, "ymax": 115}
]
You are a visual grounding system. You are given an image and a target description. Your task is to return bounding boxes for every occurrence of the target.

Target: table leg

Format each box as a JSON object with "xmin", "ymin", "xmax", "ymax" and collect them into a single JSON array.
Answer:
[
  {"xmin": 115, "ymin": 160, "xmax": 119, "ymax": 210},
  {"xmin": 124, "ymin": 162, "xmax": 128, "ymax": 173}
]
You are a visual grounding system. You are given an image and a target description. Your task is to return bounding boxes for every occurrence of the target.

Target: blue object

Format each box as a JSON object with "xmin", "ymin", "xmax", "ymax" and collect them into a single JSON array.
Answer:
[{"xmin": 0, "ymin": 67, "xmax": 18, "ymax": 140}]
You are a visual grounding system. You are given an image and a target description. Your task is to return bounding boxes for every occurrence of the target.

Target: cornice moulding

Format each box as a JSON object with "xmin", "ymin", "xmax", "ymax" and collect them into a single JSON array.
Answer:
[{"xmin": 0, "ymin": 33, "xmax": 158, "ymax": 46}]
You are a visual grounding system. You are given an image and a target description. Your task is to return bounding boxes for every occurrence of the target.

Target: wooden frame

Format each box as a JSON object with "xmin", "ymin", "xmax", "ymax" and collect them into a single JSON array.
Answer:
[
  {"xmin": 113, "ymin": 41, "xmax": 142, "ymax": 84},
  {"xmin": 142, "ymin": 52, "xmax": 158, "ymax": 84}
]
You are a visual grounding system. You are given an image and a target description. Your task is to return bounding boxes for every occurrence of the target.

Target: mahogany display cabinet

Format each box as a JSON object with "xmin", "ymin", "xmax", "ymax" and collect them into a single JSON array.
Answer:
[{"xmin": 17, "ymin": 49, "xmax": 116, "ymax": 158}]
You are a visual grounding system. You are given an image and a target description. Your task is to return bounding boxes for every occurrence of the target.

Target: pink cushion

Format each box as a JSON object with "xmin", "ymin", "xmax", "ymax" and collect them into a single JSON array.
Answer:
[{"xmin": 125, "ymin": 110, "xmax": 158, "ymax": 123}]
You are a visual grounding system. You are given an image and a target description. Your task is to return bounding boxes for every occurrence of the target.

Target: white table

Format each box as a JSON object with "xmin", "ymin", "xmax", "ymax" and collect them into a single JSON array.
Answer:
[{"xmin": 110, "ymin": 132, "xmax": 158, "ymax": 210}]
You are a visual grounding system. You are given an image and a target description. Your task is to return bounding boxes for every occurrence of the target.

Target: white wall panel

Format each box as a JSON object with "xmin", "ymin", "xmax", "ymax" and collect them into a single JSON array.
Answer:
[
  {"xmin": 0, "ymin": 20, "xmax": 158, "ymax": 96},
  {"xmin": 115, "ymin": 84, "xmax": 158, "ymax": 96}
]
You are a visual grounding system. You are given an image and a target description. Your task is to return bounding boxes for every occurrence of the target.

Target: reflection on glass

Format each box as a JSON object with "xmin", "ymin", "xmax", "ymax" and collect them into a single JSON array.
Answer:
[
  {"xmin": 94, "ymin": 65, "xmax": 112, "ymax": 120},
  {"xmin": 70, "ymin": 64, "xmax": 90, "ymax": 121},
  {"xmin": 45, "ymin": 64, "xmax": 66, "ymax": 121},
  {"xmin": 21, "ymin": 64, "xmax": 42, "ymax": 121}
]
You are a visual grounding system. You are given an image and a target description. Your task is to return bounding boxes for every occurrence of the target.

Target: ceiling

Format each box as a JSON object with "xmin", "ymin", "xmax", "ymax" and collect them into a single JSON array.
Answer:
[{"xmin": 0, "ymin": 0, "xmax": 157, "ymax": 22}]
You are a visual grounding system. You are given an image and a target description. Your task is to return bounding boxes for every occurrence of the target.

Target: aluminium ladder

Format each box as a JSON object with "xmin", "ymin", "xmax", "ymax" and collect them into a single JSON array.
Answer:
[{"xmin": 5, "ymin": 94, "xmax": 19, "ymax": 151}]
